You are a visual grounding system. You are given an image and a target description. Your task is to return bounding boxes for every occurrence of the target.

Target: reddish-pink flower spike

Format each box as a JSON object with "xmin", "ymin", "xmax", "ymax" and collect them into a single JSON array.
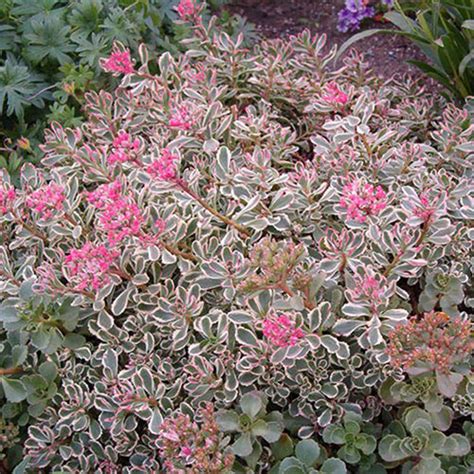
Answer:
[
  {"xmin": 26, "ymin": 183, "xmax": 66, "ymax": 220},
  {"xmin": 340, "ymin": 180, "xmax": 387, "ymax": 223},
  {"xmin": 322, "ymin": 82, "xmax": 349, "ymax": 105},
  {"xmin": 176, "ymin": 0, "xmax": 199, "ymax": 21},
  {"xmin": 148, "ymin": 149, "xmax": 179, "ymax": 181},
  {"xmin": 102, "ymin": 48, "xmax": 134, "ymax": 75},
  {"xmin": 64, "ymin": 243, "xmax": 119, "ymax": 292},
  {"xmin": 262, "ymin": 315, "xmax": 305, "ymax": 348},
  {"xmin": 0, "ymin": 181, "xmax": 16, "ymax": 215}
]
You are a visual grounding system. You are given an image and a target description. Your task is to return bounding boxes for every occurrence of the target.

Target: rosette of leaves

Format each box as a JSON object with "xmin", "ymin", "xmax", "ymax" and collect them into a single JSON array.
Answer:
[
  {"xmin": 269, "ymin": 438, "xmax": 348, "ymax": 474},
  {"xmin": 419, "ymin": 269, "xmax": 465, "ymax": 317},
  {"xmin": 379, "ymin": 407, "xmax": 470, "ymax": 472},
  {"xmin": 216, "ymin": 391, "xmax": 284, "ymax": 467},
  {"xmin": 321, "ymin": 412, "xmax": 377, "ymax": 466},
  {"xmin": 380, "ymin": 376, "xmax": 444, "ymax": 413},
  {"xmin": 0, "ymin": 283, "xmax": 87, "ymax": 355}
]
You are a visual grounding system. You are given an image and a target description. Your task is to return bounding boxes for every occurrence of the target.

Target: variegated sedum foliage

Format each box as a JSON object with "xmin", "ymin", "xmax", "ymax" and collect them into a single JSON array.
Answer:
[{"xmin": 1, "ymin": 5, "xmax": 474, "ymax": 473}]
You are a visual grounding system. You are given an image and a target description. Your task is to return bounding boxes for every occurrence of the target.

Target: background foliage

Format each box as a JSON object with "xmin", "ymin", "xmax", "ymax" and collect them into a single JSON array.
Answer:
[{"xmin": 340, "ymin": 0, "xmax": 474, "ymax": 100}]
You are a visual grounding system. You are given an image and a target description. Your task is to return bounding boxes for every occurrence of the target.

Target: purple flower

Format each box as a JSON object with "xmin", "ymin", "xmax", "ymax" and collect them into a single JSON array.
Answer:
[{"xmin": 337, "ymin": 0, "xmax": 376, "ymax": 33}]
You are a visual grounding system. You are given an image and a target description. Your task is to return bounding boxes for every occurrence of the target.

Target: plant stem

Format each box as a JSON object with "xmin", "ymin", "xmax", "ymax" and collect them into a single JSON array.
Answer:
[
  {"xmin": 161, "ymin": 240, "xmax": 197, "ymax": 262},
  {"xmin": 177, "ymin": 181, "xmax": 251, "ymax": 238},
  {"xmin": 0, "ymin": 366, "xmax": 23, "ymax": 376},
  {"xmin": 0, "ymin": 269, "xmax": 20, "ymax": 286}
]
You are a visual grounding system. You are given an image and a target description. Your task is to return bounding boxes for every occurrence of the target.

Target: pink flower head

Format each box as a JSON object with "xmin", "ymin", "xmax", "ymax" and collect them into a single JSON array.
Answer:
[
  {"xmin": 148, "ymin": 149, "xmax": 178, "ymax": 181},
  {"xmin": 86, "ymin": 180, "xmax": 122, "ymax": 209},
  {"xmin": 26, "ymin": 183, "xmax": 65, "ymax": 220},
  {"xmin": 322, "ymin": 82, "xmax": 349, "ymax": 105},
  {"xmin": 339, "ymin": 180, "xmax": 387, "ymax": 223},
  {"xmin": 101, "ymin": 48, "xmax": 134, "ymax": 75},
  {"xmin": 185, "ymin": 64, "xmax": 206, "ymax": 83},
  {"xmin": 97, "ymin": 197, "xmax": 145, "ymax": 246},
  {"xmin": 386, "ymin": 312, "xmax": 473, "ymax": 374},
  {"xmin": 0, "ymin": 181, "xmax": 16, "ymax": 215},
  {"xmin": 64, "ymin": 243, "xmax": 119, "ymax": 292},
  {"xmin": 169, "ymin": 105, "xmax": 193, "ymax": 131},
  {"xmin": 107, "ymin": 131, "xmax": 140, "ymax": 166},
  {"xmin": 262, "ymin": 315, "xmax": 305, "ymax": 348},
  {"xmin": 180, "ymin": 445, "xmax": 193, "ymax": 459},
  {"xmin": 176, "ymin": 0, "xmax": 199, "ymax": 21}
]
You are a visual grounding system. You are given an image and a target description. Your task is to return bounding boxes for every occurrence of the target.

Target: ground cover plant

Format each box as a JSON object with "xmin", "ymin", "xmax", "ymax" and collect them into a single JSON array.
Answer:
[{"xmin": 0, "ymin": 1, "xmax": 473, "ymax": 472}]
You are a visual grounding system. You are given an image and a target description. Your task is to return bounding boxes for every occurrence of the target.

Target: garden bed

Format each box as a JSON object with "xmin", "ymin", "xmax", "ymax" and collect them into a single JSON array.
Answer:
[{"xmin": 226, "ymin": 0, "xmax": 429, "ymax": 79}]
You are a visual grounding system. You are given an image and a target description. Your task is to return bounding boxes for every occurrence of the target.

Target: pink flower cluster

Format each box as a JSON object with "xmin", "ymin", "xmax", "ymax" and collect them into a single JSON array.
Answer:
[
  {"xmin": 386, "ymin": 312, "xmax": 473, "ymax": 374},
  {"xmin": 262, "ymin": 315, "xmax": 305, "ymax": 348},
  {"xmin": 102, "ymin": 49, "xmax": 134, "ymax": 75},
  {"xmin": 107, "ymin": 131, "xmax": 140, "ymax": 166},
  {"xmin": 64, "ymin": 243, "xmax": 119, "ymax": 292},
  {"xmin": 169, "ymin": 105, "xmax": 193, "ymax": 130},
  {"xmin": 322, "ymin": 82, "xmax": 349, "ymax": 105},
  {"xmin": 176, "ymin": 0, "xmax": 199, "ymax": 21},
  {"xmin": 26, "ymin": 183, "xmax": 65, "ymax": 220},
  {"xmin": 98, "ymin": 198, "xmax": 145, "ymax": 245},
  {"xmin": 86, "ymin": 180, "xmax": 150, "ymax": 245},
  {"xmin": 0, "ymin": 182, "xmax": 16, "ymax": 215},
  {"xmin": 148, "ymin": 149, "xmax": 178, "ymax": 181},
  {"xmin": 86, "ymin": 180, "xmax": 122, "ymax": 208},
  {"xmin": 340, "ymin": 180, "xmax": 387, "ymax": 223}
]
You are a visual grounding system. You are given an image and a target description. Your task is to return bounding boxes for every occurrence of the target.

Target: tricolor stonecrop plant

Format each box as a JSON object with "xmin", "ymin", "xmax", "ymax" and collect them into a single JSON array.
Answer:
[{"xmin": 0, "ymin": 2, "xmax": 473, "ymax": 473}]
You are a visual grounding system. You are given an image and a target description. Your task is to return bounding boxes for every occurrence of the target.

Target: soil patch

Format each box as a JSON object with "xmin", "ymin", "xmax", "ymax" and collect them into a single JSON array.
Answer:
[{"xmin": 225, "ymin": 0, "xmax": 430, "ymax": 80}]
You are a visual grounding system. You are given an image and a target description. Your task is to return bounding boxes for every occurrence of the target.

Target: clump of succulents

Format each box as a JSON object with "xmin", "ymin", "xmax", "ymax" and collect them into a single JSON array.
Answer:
[{"xmin": 0, "ymin": 1, "xmax": 473, "ymax": 472}]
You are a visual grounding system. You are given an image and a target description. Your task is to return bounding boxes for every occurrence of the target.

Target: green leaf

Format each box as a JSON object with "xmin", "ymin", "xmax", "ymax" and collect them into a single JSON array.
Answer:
[
  {"xmin": 320, "ymin": 458, "xmax": 347, "ymax": 474},
  {"xmin": 24, "ymin": 17, "xmax": 75, "ymax": 65},
  {"xmin": 240, "ymin": 392, "xmax": 263, "ymax": 418},
  {"xmin": 216, "ymin": 410, "xmax": 240, "ymax": 432},
  {"xmin": 336, "ymin": 28, "xmax": 389, "ymax": 61},
  {"xmin": 236, "ymin": 327, "xmax": 260, "ymax": 349},
  {"xmin": 148, "ymin": 408, "xmax": 163, "ymax": 435},
  {"xmin": 1, "ymin": 378, "xmax": 28, "ymax": 403},
  {"xmin": 0, "ymin": 58, "xmax": 49, "ymax": 119},
  {"xmin": 232, "ymin": 432, "xmax": 253, "ymax": 457},
  {"xmin": 279, "ymin": 458, "xmax": 306, "ymax": 474},
  {"xmin": 295, "ymin": 439, "xmax": 320, "ymax": 467},
  {"xmin": 436, "ymin": 371, "xmax": 463, "ymax": 398},
  {"xmin": 38, "ymin": 361, "xmax": 57, "ymax": 382},
  {"xmin": 271, "ymin": 434, "xmax": 294, "ymax": 461},
  {"xmin": 322, "ymin": 425, "xmax": 346, "ymax": 445},
  {"xmin": 378, "ymin": 435, "xmax": 408, "ymax": 462}
]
